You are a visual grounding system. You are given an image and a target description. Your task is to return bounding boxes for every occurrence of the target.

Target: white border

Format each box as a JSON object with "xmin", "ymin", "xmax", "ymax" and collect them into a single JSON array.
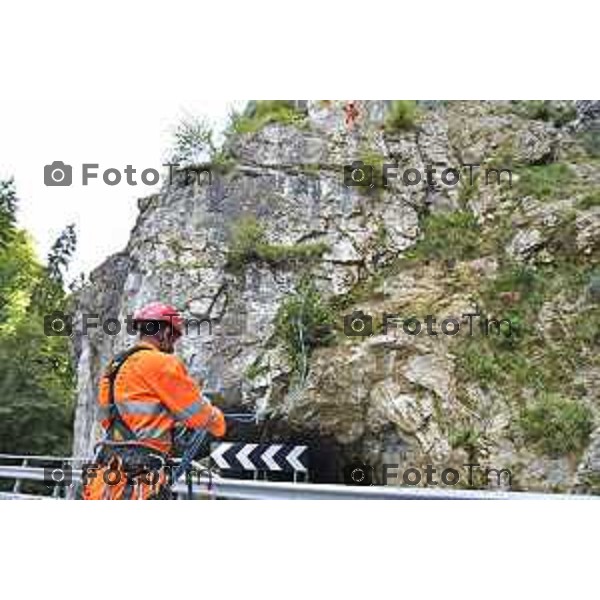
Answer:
[
  {"xmin": 1, "ymin": 1, "xmax": 598, "ymax": 598},
  {"xmin": 1, "ymin": 501, "xmax": 598, "ymax": 599}
]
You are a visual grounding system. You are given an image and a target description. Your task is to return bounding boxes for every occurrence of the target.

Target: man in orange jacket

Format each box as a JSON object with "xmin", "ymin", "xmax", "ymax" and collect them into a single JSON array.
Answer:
[{"xmin": 82, "ymin": 302, "xmax": 226, "ymax": 500}]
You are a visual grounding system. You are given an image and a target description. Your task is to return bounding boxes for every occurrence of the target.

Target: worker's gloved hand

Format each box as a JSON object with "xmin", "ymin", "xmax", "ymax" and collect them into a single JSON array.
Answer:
[{"xmin": 208, "ymin": 405, "xmax": 226, "ymax": 438}]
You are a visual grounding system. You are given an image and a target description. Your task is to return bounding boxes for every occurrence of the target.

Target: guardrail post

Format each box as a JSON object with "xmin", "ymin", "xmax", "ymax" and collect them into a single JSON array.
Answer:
[{"xmin": 12, "ymin": 458, "xmax": 28, "ymax": 494}]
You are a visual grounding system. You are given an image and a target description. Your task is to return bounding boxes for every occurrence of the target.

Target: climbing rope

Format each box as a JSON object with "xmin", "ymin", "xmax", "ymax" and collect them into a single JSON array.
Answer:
[
  {"xmin": 278, "ymin": 288, "xmax": 310, "ymax": 417},
  {"xmin": 223, "ymin": 413, "xmax": 258, "ymax": 423},
  {"xmin": 297, "ymin": 298, "xmax": 308, "ymax": 384},
  {"xmin": 172, "ymin": 410, "xmax": 260, "ymax": 498},
  {"xmin": 173, "ymin": 428, "xmax": 208, "ymax": 482}
]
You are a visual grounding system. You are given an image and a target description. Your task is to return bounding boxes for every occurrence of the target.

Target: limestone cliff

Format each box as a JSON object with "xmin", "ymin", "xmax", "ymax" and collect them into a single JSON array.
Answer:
[{"xmin": 71, "ymin": 100, "xmax": 600, "ymax": 492}]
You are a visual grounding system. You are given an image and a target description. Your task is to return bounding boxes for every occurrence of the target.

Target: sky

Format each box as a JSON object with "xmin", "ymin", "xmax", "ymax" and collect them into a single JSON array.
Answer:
[
  {"xmin": 0, "ymin": 2, "xmax": 259, "ymax": 281},
  {"xmin": 0, "ymin": 96, "xmax": 243, "ymax": 279}
]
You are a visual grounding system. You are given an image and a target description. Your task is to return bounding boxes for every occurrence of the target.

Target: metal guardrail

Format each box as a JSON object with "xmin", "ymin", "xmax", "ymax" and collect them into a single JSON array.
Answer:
[
  {"xmin": 0, "ymin": 491, "xmax": 49, "ymax": 500},
  {"xmin": 0, "ymin": 460, "xmax": 596, "ymax": 500}
]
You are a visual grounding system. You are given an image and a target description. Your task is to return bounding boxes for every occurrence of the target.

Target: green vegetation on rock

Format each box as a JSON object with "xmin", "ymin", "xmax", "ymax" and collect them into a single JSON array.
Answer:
[
  {"xmin": 168, "ymin": 115, "xmax": 215, "ymax": 164},
  {"xmin": 385, "ymin": 100, "xmax": 419, "ymax": 131},
  {"xmin": 245, "ymin": 355, "xmax": 270, "ymax": 381},
  {"xmin": 577, "ymin": 189, "xmax": 600, "ymax": 210},
  {"xmin": 231, "ymin": 101, "xmax": 306, "ymax": 135},
  {"xmin": 167, "ymin": 116, "xmax": 237, "ymax": 174},
  {"xmin": 227, "ymin": 216, "xmax": 328, "ymax": 272},
  {"xmin": 518, "ymin": 394, "xmax": 593, "ymax": 456},
  {"xmin": 455, "ymin": 260, "xmax": 598, "ymax": 398},
  {"xmin": 512, "ymin": 101, "xmax": 577, "ymax": 127},
  {"xmin": 274, "ymin": 282, "xmax": 334, "ymax": 376},
  {"xmin": 210, "ymin": 148, "xmax": 237, "ymax": 173},
  {"xmin": 407, "ymin": 211, "xmax": 482, "ymax": 263},
  {"xmin": 449, "ymin": 426, "xmax": 481, "ymax": 453},
  {"xmin": 516, "ymin": 163, "xmax": 576, "ymax": 200},
  {"xmin": 352, "ymin": 147, "xmax": 389, "ymax": 194}
]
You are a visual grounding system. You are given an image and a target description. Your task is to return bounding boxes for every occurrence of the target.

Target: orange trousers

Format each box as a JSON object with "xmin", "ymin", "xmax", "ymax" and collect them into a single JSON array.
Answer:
[{"xmin": 81, "ymin": 447, "xmax": 171, "ymax": 500}]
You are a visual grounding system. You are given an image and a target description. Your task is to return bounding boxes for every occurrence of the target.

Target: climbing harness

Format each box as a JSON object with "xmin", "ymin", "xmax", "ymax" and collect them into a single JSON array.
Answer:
[
  {"xmin": 101, "ymin": 345, "xmax": 153, "ymax": 444},
  {"xmin": 89, "ymin": 344, "xmax": 262, "ymax": 499},
  {"xmin": 85, "ymin": 346, "xmax": 171, "ymax": 500}
]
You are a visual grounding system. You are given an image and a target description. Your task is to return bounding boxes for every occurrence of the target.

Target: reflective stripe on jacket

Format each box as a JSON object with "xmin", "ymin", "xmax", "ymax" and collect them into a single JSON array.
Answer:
[{"xmin": 98, "ymin": 342, "xmax": 226, "ymax": 454}]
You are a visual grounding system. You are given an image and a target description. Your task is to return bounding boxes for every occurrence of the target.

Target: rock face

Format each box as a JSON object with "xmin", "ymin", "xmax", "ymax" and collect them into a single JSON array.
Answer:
[{"xmin": 71, "ymin": 101, "xmax": 600, "ymax": 492}]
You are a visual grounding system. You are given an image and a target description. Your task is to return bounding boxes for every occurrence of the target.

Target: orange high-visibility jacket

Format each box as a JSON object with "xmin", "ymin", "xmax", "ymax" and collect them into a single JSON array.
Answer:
[{"xmin": 98, "ymin": 342, "xmax": 226, "ymax": 454}]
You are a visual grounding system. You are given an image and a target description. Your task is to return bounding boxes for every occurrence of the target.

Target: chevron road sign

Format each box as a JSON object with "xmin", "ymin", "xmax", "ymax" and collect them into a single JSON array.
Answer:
[{"xmin": 210, "ymin": 443, "xmax": 309, "ymax": 473}]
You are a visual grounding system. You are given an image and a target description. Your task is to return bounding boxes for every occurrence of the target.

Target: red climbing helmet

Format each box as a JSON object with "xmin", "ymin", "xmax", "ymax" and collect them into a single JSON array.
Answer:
[{"xmin": 132, "ymin": 302, "xmax": 184, "ymax": 335}]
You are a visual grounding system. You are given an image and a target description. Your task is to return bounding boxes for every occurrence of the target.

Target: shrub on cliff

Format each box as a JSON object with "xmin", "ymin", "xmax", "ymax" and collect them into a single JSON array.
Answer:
[
  {"xmin": 516, "ymin": 163, "xmax": 576, "ymax": 200},
  {"xmin": 274, "ymin": 282, "xmax": 334, "ymax": 376},
  {"xmin": 231, "ymin": 101, "xmax": 306, "ymax": 134},
  {"xmin": 227, "ymin": 216, "xmax": 328, "ymax": 271},
  {"xmin": 385, "ymin": 100, "xmax": 419, "ymax": 131},
  {"xmin": 518, "ymin": 394, "xmax": 593, "ymax": 457},
  {"xmin": 168, "ymin": 116, "xmax": 215, "ymax": 165},
  {"xmin": 512, "ymin": 101, "xmax": 577, "ymax": 127},
  {"xmin": 409, "ymin": 211, "xmax": 481, "ymax": 263},
  {"xmin": 577, "ymin": 190, "xmax": 600, "ymax": 210}
]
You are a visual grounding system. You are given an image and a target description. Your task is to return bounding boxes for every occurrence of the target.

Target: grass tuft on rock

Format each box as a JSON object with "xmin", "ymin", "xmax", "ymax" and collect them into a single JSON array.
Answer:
[
  {"xmin": 274, "ymin": 282, "xmax": 334, "ymax": 375},
  {"xmin": 577, "ymin": 189, "xmax": 600, "ymax": 210},
  {"xmin": 518, "ymin": 394, "xmax": 593, "ymax": 456},
  {"xmin": 512, "ymin": 101, "xmax": 577, "ymax": 127},
  {"xmin": 385, "ymin": 101, "xmax": 419, "ymax": 131},
  {"xmin": 516, "ymin": 163, "xmax": 576, "ymax": 200},
  {"xmin": 231, "ymin": 101, "xmax": 306, "ymax": 135},
  {"xmin": 227, "ymin": 216, "xmax": 328, "ymax": 272},
  {"xmin": 407, "ymin": 211, "xmax": 481, "ymax": 263},
  {"xmin": 454, "ymin": 261, "xmax": 599, "ymax": 398}
]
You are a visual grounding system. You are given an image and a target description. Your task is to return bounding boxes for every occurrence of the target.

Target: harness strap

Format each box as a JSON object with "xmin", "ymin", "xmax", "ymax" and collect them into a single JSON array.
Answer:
[{"xmin": 105, "ymin": 346, "xmax": 152, "ymax": 442}]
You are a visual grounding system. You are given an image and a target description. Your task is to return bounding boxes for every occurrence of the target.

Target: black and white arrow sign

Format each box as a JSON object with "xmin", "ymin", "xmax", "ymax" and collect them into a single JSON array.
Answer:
[{"xmin": 210, "ymin": 442, "xmax": 309, "ymax": 473}]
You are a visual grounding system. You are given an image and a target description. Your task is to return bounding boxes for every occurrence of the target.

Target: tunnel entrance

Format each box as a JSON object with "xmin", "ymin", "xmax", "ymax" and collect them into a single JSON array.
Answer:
[{"xmin": 196, "ymin": 409, "xmax": 357, "ymax": 483}]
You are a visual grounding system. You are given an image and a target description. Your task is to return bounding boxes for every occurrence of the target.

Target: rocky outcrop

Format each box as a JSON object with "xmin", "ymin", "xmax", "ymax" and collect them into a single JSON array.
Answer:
[{"xmin": 71, "ymin": 101, "xmax": 600, "ymax": 492}]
